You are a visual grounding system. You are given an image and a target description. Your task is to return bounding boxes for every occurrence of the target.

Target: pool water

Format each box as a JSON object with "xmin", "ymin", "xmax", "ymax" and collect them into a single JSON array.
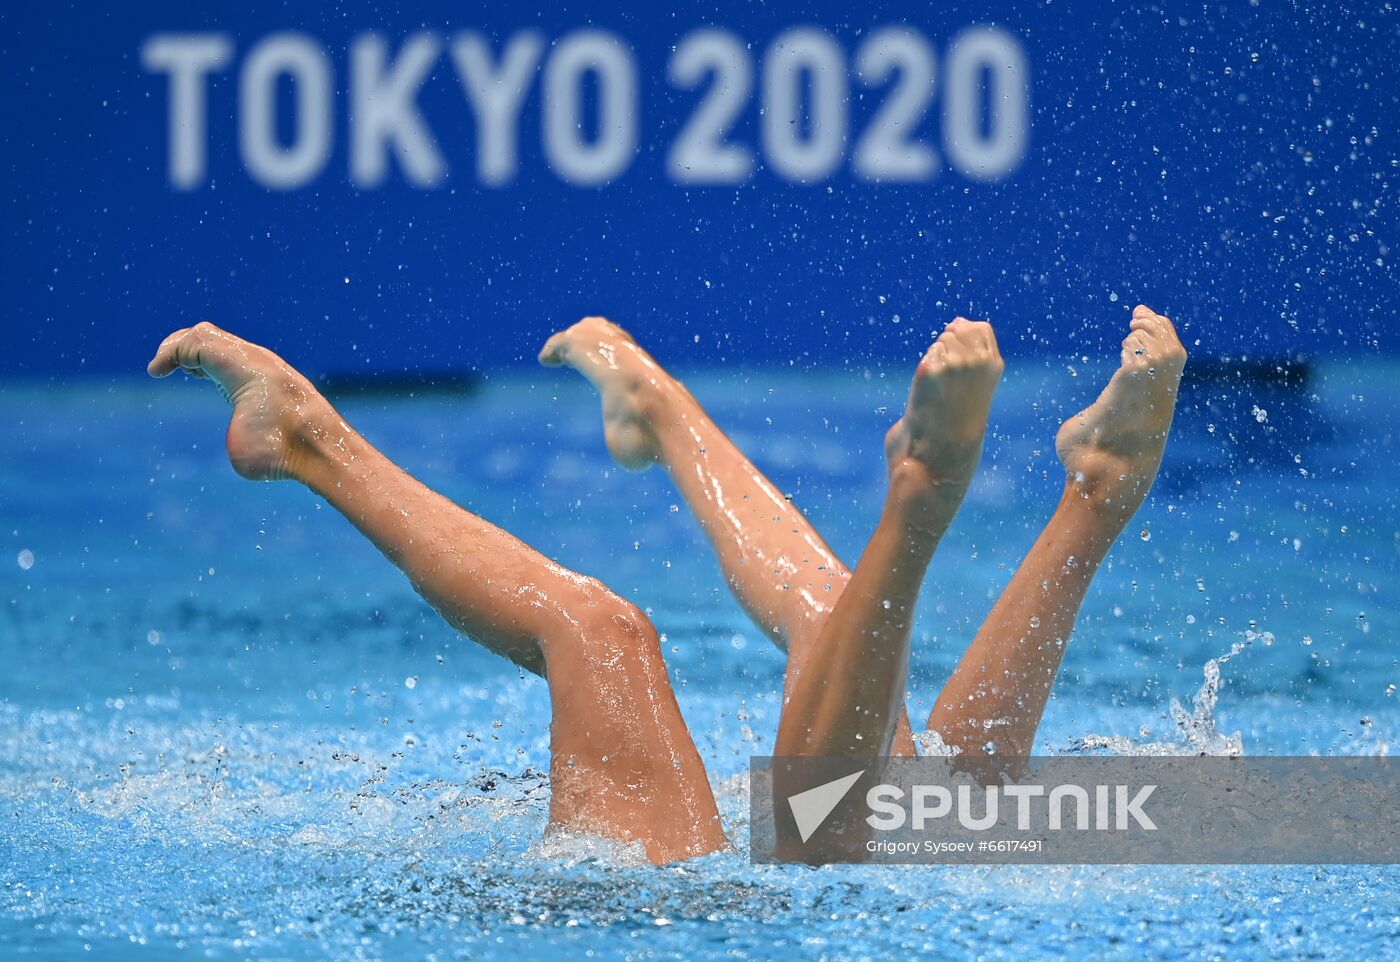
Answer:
[{"xmin": 2, "ymin": 359, "xmax": 1397, "ymax": 960}]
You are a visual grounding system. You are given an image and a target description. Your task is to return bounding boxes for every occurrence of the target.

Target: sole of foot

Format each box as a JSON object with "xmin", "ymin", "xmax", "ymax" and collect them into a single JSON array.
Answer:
[
  {"xmin": 884, "ymin": 317, "xmax": 1004, "ymax": 504},
  {"xmin": 1055, "ymin": 304, "xmax": 1188, "ymax": 509},
  {"xmin": 148, "ymin": 322, "xmax": 330, "ymax": 482},
  {"xmin": 539, "ymin": 316, "xmax": 667, "ymax": 470}
]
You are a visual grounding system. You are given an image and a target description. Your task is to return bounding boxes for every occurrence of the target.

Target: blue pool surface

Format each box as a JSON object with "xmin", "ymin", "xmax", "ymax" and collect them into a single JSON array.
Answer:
[{"xmin": 2, "ymin": 358, "xmax": 1397, "ymax": 960}]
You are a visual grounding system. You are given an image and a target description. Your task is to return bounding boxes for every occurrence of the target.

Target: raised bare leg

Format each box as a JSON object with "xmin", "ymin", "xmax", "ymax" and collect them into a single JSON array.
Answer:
[
  {"xmin": 147, "ymin": 322, "xmax": 727, "ymax": 864},
  {"xmin": 540, "ymin": 317, "xmax": 924, "ymax": 753},
  {"xmin": 773, "ymin": 320, "xmax": 1003, "ymax": 757},
  {"xmin": 926, "ymin": 305, "xmax": 1188, "ymax": 759}
]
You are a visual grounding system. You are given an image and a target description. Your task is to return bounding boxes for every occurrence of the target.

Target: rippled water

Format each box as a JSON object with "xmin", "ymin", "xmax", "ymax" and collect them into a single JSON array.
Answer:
[{"xmin": 2, "ymin": 361, "xmax": 1397, "ymax": 959}]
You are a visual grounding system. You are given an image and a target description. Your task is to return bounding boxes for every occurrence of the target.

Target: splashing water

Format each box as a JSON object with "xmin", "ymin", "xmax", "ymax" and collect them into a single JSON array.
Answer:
[
  {"xmin": 914, "ymin": 644, "xmax": 1248, "ymax": 760},
  {"xmin": 1074, "ymin": 641, "xmax": 1249, "ymax": 757},
  {"xmin": 913, "ymin": 726, "xmax": 962, "ymax": 758},
  {"xmin": 5, "ymin": 372, "xmax": 1400, "ymax": 960}
]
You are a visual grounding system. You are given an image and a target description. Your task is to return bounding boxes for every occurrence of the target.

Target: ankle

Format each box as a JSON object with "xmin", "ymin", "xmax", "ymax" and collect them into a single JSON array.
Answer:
[
  {"xmin": 1060, "ymin": 478, "xmax": 1143, "ymax": 538},
  {"xmin": 637, "ymin": 373, "xmax": 695, "ymax": 445},
  {"xmin": 284, "ymin": 399, "xmax": 350, "ymax": 484},
  {"xmin": 887, "ymin": 458, "xmax": 966, "ymax": 535},
  {"xmin": 1064, "ymin": 472, "xmax": 1147, "ymax": 517}
]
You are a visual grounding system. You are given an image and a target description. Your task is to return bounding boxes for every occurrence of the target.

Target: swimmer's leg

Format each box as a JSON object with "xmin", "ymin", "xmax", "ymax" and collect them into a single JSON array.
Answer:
[
  {"xmin": 147, "ymin": 323, "xmax": 727, "ymax": 864},
  {"xmin": 926, "ymin": 306, "xmax": 1187, "ymax": 759},
  {"xmin": 541, "ymin": 317, "xmax": 924, "ymax": 753},
  {"xmin": 773, "ymin": 320, "xmax": 1002, "ymax": 756}
]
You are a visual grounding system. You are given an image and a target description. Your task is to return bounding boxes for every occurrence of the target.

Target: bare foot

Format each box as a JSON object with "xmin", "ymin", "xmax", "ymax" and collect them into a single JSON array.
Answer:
[
  {"xmin": 539, "ymin": 316, "xmax": 670, "ymax": 470},
  {"xmin": 1056, "ymin": 304, "xmax": 1187, "ymax": 512},
  {"xmin": 884, "ymin": 318, "xmax": 1004, "ymax": 506},
  {"xmin": 147, "ymin": 322, "xmax": 334, "ymax": 482}
]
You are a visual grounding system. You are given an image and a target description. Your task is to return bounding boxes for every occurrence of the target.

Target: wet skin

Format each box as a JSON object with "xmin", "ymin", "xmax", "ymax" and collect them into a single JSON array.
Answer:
[
  {"xmin": 148, "ymin": 322, "xmax": 728, "ymax": 864},
  {"xmin": 543, "ymin": 306, "xmax": 1186, "ymax": 765}
]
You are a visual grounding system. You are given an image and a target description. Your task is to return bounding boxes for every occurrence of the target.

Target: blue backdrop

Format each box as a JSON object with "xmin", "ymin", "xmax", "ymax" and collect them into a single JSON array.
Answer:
[{"xmin": 2, "ymin": 1, "xmax": 1395, "ymax": 377}]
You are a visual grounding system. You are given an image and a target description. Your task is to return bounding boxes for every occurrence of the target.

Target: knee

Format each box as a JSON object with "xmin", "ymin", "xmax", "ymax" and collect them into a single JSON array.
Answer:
[
  {"xmin": 556, "ymin": 577, "xmax": 660, "ymax": 655},
  {"xmin": 533, "ymin": 577, "xmax": 671, "ymax": 691}
]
